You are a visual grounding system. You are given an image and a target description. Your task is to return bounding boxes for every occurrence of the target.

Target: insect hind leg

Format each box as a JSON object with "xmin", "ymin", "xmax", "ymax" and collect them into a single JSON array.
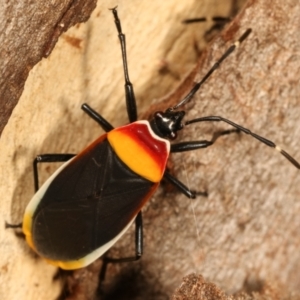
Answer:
[
  {"xmin": 98, "ymin": 211, "xmax": 143, "ymax": 290},
  {"xmin": 5, "ymin": 221, "xmax": 22, "ymax": 229}
]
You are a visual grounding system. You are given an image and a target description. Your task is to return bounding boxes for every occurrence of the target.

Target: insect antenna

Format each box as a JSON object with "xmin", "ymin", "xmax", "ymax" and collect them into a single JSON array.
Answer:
[
  {"xmin": 182, "ymin": 17, "xmax": 207, "ymax": 24},
  {"xmin": 185, "ymin": 116, "xmax": 300, "ymax": 169},
  {"xmin": 170, "ymin": 28, "xmax": 252, "ymax": 111}
]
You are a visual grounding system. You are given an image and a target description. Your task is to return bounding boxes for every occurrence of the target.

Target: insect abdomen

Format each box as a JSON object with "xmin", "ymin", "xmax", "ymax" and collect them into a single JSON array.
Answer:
[{"xmin": 23, "ymin": 136, "xmax": 158, "ymax": 269}]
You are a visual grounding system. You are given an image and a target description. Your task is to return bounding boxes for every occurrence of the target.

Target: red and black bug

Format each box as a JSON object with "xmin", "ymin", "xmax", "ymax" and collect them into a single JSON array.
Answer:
[{"xmin": 11, "ymin": 8, "xmax": 300, "ymax": 282}]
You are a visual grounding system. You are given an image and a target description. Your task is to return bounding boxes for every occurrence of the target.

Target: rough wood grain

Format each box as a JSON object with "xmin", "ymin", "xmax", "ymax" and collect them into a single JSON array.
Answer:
[
  {"xmin": 1, "ymin": 0, "xmax": 299, "ymax": 299},
  {"xmin": 0, "ymin": 0, "xmax": 97, "ymax": 136}
]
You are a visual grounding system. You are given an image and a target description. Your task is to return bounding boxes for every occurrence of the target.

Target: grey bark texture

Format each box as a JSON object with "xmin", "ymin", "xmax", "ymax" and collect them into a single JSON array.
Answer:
[{"xmin": 0, "ymin": 0, "xmax": 300, "ymax": 299}]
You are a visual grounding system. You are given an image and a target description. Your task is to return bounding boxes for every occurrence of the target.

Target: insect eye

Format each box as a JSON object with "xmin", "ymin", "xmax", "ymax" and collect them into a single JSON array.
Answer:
[
  {"xmin": 169, "ymin": 132, "xmax": 177, "ymax": 140},
  {"xmin": 154, "ymin": 111, "xmax": 164, "ymax": 119}
]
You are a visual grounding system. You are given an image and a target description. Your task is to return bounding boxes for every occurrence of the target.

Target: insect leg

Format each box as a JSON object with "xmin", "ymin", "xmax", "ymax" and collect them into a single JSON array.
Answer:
[
  {"xmin": 33, "ymin": 154, "xmax": 76, "ymax": 191},
  {"xmin": 5, "ymin": 153, "xmax": 76, "ymax": 229},
  {"xmin": 167, "ymin": 129, "xmax": 238, "ymax": 197},
  {"xmin": 5, "ymin": 221, "xmax": 22, "ymax": 229},
  {"xmin": 182, "ymin": 16, "xmax": 230, "ymax": 24},
  {"xmin": 163, "ymin": 171, "xmax": 207, "ymax": 198},
  {"xmin": 182, "ymin": 16, "xmax": 231, "ymax": 43},
  {"xmin": 204, "ymin": 17, "xmax": 231, "ymax": 42},
  {"xmin": 110, "ymin": 7, "xmax": 138, "ymax": 123},
  {"xmin": 81, "ymin": 103, "xmax": 114, "ymax": 132},
  {"xmin": 99, "ymin": 211, "xmax": 143, "ymax": 282},
  {"xmin": 186, "ymin": 116, "xmax": 300, "ymax": 169},
  {"xmin": 171, "ymin": 129, "xmax": 239, "ymax": 152}
]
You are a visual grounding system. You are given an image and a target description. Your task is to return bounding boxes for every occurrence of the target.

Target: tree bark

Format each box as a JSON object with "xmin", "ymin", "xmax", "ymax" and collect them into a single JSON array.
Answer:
[
  {"xmin": 1, "ymin": 0, "xmax": 300, "ymax": 299},
  {"xmin": 0, "ymin": 0, "xmax": 97, "ymax": 136}
]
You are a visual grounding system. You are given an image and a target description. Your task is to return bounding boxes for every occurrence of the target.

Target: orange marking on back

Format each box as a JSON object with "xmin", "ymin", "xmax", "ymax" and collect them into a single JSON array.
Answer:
[{"xmin": 107, "ymin": 122, "xmax": 169, "ymax": 182}]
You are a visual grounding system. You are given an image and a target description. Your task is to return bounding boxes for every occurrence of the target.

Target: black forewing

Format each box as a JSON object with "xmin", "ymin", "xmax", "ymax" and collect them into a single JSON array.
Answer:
[{"xmin": 32, "ymin": 138, "xmax": 155, "ymax": 261}]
